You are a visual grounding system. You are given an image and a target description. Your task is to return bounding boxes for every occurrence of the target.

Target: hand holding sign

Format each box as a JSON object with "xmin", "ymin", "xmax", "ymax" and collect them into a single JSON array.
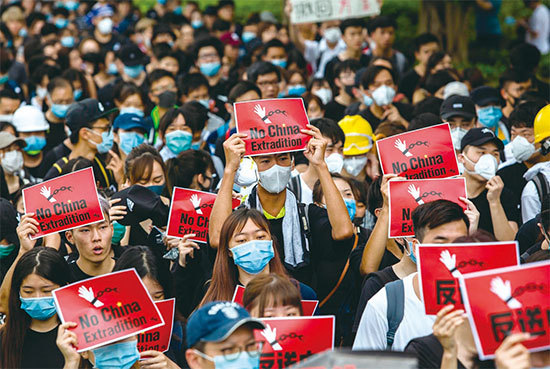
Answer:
[
  {"xmin": 16, "ymin": 213, "xmax": 39, "ymax": 252},
  {"xmin": 494, "ymin": 333, "xmax": 532, "ymax": 369},
  {"xmin": 432, "ymin": 305, "xmax": 466, "ymax": 352},
  {"xmin": 301, "ymin": 124, "xmax": 327, "ymax": 166},
  {"xmin": 56, "ymin": 322, "xmax": 80, "ymax": 366},
  {"xmin": 223, "ymin": 133, "xmax": 247, "ymax": 173},
  {"xmin": 175, "ymin": 234, "xmax": 199, "ymax": 267},
  {"xmin": 460, "ymin": 197, "xmax": 480, "ymax": 234}
]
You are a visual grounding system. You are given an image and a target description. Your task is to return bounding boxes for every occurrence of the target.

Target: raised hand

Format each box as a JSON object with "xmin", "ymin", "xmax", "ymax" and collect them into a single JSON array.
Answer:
[
  {"xmin": 78, "ymin": 286, "xmax": 103, "ymax": 307},
  {"xmin": 254, "ymin": 104, "xmax": 271, "ymax": 123},
  {"xmin": 460, "ymin": 197, "xmax": 480, "ymax": 234},
  {"xmin": 439, "ymin": 250, "xmax": 462, "ymax": 278},
  {"xmin": 394, "ymin": 138, "xmax": 412, "ymax": 157},
  {"xmin": 407, "ymin": 184, "xmax": 424, "ymax": 204},
  {"xmin": 433, "ymin": 305, "xmax": 466, "ymax": 353},
  {"xmin": 16, "ymin": 213, "xmax": 40, "ymax": 253},
  {"xmin": 261, "ymin": 324, "xmax": 282, "ymax": 351},
  {"xmin": 190, "ymin": 194, "xmax": 202, "ymax": 215},
  {"xmin": 40, "ymin": 186, "xmax": 56, "ymax": 202},
  {"xmin": 56, "ymin": 322, "xmax": 80, "ymax": 367},
  {"xmin": 490, "ymin": 277, "xmax": 522, "ymax": 309}
]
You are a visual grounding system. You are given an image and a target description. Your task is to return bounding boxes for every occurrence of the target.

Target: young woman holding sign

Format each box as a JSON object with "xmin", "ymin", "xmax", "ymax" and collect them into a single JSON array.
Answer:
[{"xmin": 243, "ymin": 273, "xmax": 303, "ymax": 318}]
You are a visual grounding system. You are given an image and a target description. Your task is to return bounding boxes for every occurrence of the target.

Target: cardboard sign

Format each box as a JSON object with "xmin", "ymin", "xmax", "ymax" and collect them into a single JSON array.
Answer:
[
  {"xmin": 166, "ymin": 188, "xmax": 240, "ymax": 243},
  {"xmin": 256, "ymin": 316, "xmax": 334, "ymax": 368},
  {"xmin": 417, "ymin": 242, "xmax": 520, "ymax": 315},
  {"xmin": 235, "ymin": 98, "xmax": 311, "ymax": 156},
  {"xmin": 22, "ymin": 167, "xmax": 104, "ymax": 239},
  {"xmin": 232, "ymin": 285, "xmax": 318, "ymax": 316},
  {"xmin": 459, "ymin": 261, "xmax": 550, "ymax": 359},
  {"xmin": 377, "ymin": 123, "xmax": 459, "ymax": 179},
  {"xmin": 290, "ymin": 0, "xmax": 380, "ymax": 23},
  {"xmin": 137, "ymin": 299, "xmax": 175, "ymax": 353},
  {"xmin": 52, "ymin": 269, "xmax": 164, "ymax": 352},
  {"xmin": 388, "ymin": 177, "xmax": 467, "ymax": 237}
]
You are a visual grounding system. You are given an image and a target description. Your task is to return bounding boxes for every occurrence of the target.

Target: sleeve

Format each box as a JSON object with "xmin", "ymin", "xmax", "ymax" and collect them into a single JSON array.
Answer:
[
  {"xmin": 172, "ymin": 254, "xmax": 207, "ymax": 318},
  {"xmin": 352, "ymin": 291, "xmax": 388, "ymax": 351},
  {"xmin": 500, "ymin": 188, "xmax": 520, "ymax": 225},
  {"xmin": 352, "ymin": 274, "xmax": 384, "ymax": 333},
  {"xmin": 404, "ymin": 336, "xmax": 443, "ymax": 369},
  {"xmin": 303, "ymin": 40, "xmax": 320, "ymax": 66},
  {"xmin": 521, "ymin": 181, "xmax": 540, "ymax": 223},
  {"xmin": 308, "ymin": 204, "xmax": 355, "ymax": 258}
]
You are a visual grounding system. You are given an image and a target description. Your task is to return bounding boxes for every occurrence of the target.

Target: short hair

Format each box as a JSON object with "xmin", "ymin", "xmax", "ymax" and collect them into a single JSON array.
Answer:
[
  {"xmin": 287, "ymin": 48, "xmax": 307, "ymax": 71},
  {"xmin": 227, "ymin": 81, "xmax": 261, "ymax": 103},
  {"xmin": 47, "ymin": 77, "xmax": 72, "ymax": 94},
  {"xmin": 310, "ymin": 118, "xmax": 345, "ymax": 147},
  {"xmin": 179, "ymin": 73, "xmax": 209, "ymax": 96},
  {"xmin": 312, "ymin": 173, "xmax": 353, "ymax": 204},
  {"xmin": 40, "ymin": 23, "xmax": 58, "ymax": 37},
  {"xmin": 124, "ymin": 143, "xmax": 166, "ymax": 185},
  {"xmin": 366, "ymin": 16, "xmax": 397, "ymax": 35},
  {"xmin": 0, "ymin": 88, "xmax": 19, "ymax": 101},
  {"xmin": 113, "ymin": 82, "xmax": 144, "ymax": 105},
  {"xmin": 159, "ymin": 108, "xmax": 191, "ymax": 136},
  {"xmin": 180, "ymin": 101, "xmax": 208, "ymax": 133},
  {"xmin": 340, "ymin": 18, "xmax": 365, "ymax": 34},
  {"xmin": 425, "ymin": 70, "xmax": 456, "ymax": 95},
  {"xmin": 375, "ymin": 120, "xmax": 407, "ymax": 137},
  {"xmin": 192, "ymin": 36, "xmax": 224, "ymax": 61},
  {"xmin": 212, "ymin": 19, "xmax": 231, "ymax": 32},
  {"xmin": 261, "ymin": 39, "xmax": 286, "ymax": 57},
  {"xmin": 509, "ymin": 100, "xmax": 548, "ymax": 129},
  {"xmin": 367, "ymin": 176, "xmax": 383, "ymax": 216},
  {"xmin": 360, "ymin": 65, "xmax": 395, "ymax": 89},
  {"xmin": 462, "ymin": 67, "xmax": 485, "ymax": 90},
  {"xmin": 499, "ymin": 68, "xmax": 532, "ymax": 89},
  {"xmin": 452, "ymin": 229, "xmax": 496, "ymax": 243},
  {"xmin": 414, "ymin": 33, "xmax": 439, "ymax": 52},
  {"xmin": 166, "ymin": 149, "xmax": 214, "ymax": 190},
  {"xmin": 408, "ymin": 112, "xmax": 441, "ymax": 131},
  {"xmin": 334, "ymin": 59, "xmax": 361, "ymax": 81},
  {"xmin": 540, "ymin": 208, "xmax": 550, "ymax": 233},
  {"xmin": 247, "ymin": 61, "xmax": 280, "ymax": 84},
  {"xmin": 147, "ymin": 69, "xmax": 175, "ymax": 87},
  {"xmin": 152, "ymin": 24, "xmax": 176, "ymax": 41},
  {"xmin": 412, "ymin": 96, "xmax": 443, "ymax": 117},
  {"xmin": 412, "ymin": 200, "xmax": 469, "ymax": 242},
  {"xmin": 52, "ymin": 7, "xmax": 69, "ymax": 18},
  {"xmin": 510, "ymin": 43, "xmax": 541, "ymax": 72}
]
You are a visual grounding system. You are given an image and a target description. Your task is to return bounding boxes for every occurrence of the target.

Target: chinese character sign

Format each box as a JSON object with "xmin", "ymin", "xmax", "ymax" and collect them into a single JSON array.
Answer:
[{"xmin": 290, "ymin": 0, "xmax": 380, "ymax": 23}]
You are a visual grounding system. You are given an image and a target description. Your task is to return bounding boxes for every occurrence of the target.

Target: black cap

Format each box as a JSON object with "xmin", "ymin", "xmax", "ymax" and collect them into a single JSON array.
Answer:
[
  {"xmin": 460, "ymin": 127, "xmax": 504, "ymax": 152},
  {"xmin": 66, "ymin": 98, "xmax": 118, "ymax": 135},
  {"xmin": 0, "ymin": 198, "xmax": 18, "ymax": 245},
  {"xmin": 440, "ymin": 95, "xmax": 476, "ymax": 120},
  {"xmin": 471, "ymin": 86, "xmax": 504, "ymax": 107},
  {"xmin": 111, "ymin": 185, "xmax": 169, "ymax": 227},
  {"xmin": 118, "ymin": 43, "xmax": 146, "ymax": 67}
]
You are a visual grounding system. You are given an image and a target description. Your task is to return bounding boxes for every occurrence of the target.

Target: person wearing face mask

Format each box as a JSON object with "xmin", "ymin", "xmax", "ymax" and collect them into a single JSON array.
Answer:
[
  {"xmin": 0, "ymin": 132, "xmax": 27, "ymax": 199},
  {"xmin": 166, "ymin": 149, "xmax": 216, "ymax": 194},
  {"xmin": 158, "ymin": 108, "xmax": 204, "ymax": 161},
  {"xmin": 439, "ymin": 95, "xmax": 478, "ymax": 154},
  {"xmin": 91, "ymin": 6, "xmax": 124, "ymax": 53},
  {"xmin": 192, "ymin": 37, "xmax": 230, "ymax": 103},
  {"xmin": 471, "ymin": 86, "xmax": 510, "ymax": 145},
  {"xmin": 148, "ymin": 70, "xmax": 179, "ymax": 140},
  {"xmin": 113, "ymin": 113, "xmax": 152, "ymax": 162},
  {"xmin": 325, "ymin": 60, "xmax": 361, "ymax": 122},
  {"xmin": 459, "ymin": 128, "xmax": 519, "ymax": 241},
  {"xmin": 499, "ymin": 68, "xmax": 532, "ymax": 128},
  {"xmin": 289, "ymin": 118, "xmax": 345, "ymax": 204},
  {"xmin": 44, "ymin": 77, "xmax": 74, "ymax": 151},
  {"xmin": 261, "ymin": 39, "xmax": 289, "ymax": 70}
]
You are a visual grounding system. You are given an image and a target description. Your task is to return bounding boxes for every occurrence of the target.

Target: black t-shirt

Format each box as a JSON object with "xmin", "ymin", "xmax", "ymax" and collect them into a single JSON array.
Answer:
[
  {"xmin": 399, "ymin": 68, "xmax": 421, "ymax": 102},
  {"xmin": 496, "ymin": 162, "xmax": 528, "ymax": 214},
  {"xmin": 521, "ymin": 241, "xmax": 544, "ymax": 263},
  {"xmin": 67, "ymin": 259, "xmax": 93, "ymax": 282},
  {"xmin": 10, "ymin": 326, "xmax": 64, "ymax": 368},
  {"xmin": 405, "ymin": 334, "xmax": 467, "ymax": 369},
  {"xmin": 24, "ymin": 157, "xmax": 50, "ymax": 182},
  {"xmin": 42, "ymin": 141, "xmax": 71, "ymax": 172},
  {"xmin": 324, "ymin": 100, "xmax": 347, "ymax": 122},
  {"xmin": 358, "ymin": 102, "xmax": 414, "ymax": 131},
  {"xmin": 45, "ymin": 117, "xmax": 67, "ymax": 153},
  {"xmin": 516, "ymin": 215, "xmax": 542, "ymax": 254},
  {"xmin": 470, "ymin": 187, "xmax": 520, "ymax": 236}
]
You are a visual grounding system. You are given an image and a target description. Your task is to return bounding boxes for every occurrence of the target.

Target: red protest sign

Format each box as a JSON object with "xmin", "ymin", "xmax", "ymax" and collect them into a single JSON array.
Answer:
[
  {"xmin": 235, "ymin": 98, "xmax": 311, "ymax": 156},
  {"xmin": 137, "ymin": 298, "xmax": 175, "ymax": 353},
  {"xmin": 376, "ymin": 123, "xmax": 459, "ymax": 179},
  {"xmin": 52, "ymin": 269, "xmax": 164, "ymax": 352},
  {"xmin": 256, "ymin": 316, "xmax": 334, "ymax": 368},
  {"xmin": 388, "ymin": 177, "xmax": 467, "ymax": 237},
  {"xmin": 232, "ymin": 286, "xmax": 318, "ymax": 316},
  {"xmin": 166, "ymin": 188, "xmax": 240, "ymax": 243},
  {"xmin": 417, "ymin": 242, "xmax": 520, "ymax": 315},
  {"xmin": 459, "ymin": 261, "xmax": 550, "ymax": 359},
  {"xmin": 22, "ymin": 167, "xmax": 104, "ymax": 239}
]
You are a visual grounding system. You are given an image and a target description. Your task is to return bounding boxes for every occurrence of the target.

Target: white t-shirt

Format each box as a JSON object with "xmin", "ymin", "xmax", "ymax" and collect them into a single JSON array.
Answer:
[
  {"xmin": 352, "ymin": 273, "xmax": 436, "ymax": 352},
  {"xmin": 304, "ymin": 38, "xmax": 347, "ymax": 78},
  {"xmin": 527, "ymin": 4, "xmax": 550, "ymax": 54},
  {"xmin": 298, "ymin": 174, "xmax": 313, "ymax": 205}
]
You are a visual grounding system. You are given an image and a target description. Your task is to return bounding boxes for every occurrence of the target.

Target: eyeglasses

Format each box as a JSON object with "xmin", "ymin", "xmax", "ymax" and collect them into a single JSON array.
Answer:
[
  {"xmin": 198, "ymin": 53, "xmax": 220, "ymax": 62},
  {"xmin": 220, "ymin": 341, "xmax": 264, "ymax": 361},
  {"xmin": 89, "ymin": 124, "xmax": 112, "ymax": 134},
  {"xmin": 151, "ymin": 84, "xmax": 177, "ymax": 94}
]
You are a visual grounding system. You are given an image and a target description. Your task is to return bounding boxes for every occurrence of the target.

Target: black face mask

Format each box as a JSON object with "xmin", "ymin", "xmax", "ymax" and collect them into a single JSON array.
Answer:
[
  {"xmin": 157, "ymin": 90, "xmax": 177, "ymax": 108},
  {"xmin": 344, "ymin": 85, "xmax": 355, "ymax": 97}
]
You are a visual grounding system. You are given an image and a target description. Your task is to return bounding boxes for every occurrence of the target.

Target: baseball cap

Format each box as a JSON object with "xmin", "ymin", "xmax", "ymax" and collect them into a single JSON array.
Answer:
[
  {"xmin": 187, "ymin": 301, "xmax": 265, "ymax": 348},
  {"xmin": 220, "ymin": 32, "xmax": 241, "ymax": 47},
  {"xmin": 460, "ymin": 127, "xmax": 504, "ymax": 152},
  {"xmin": 338, "ymin": 115, "xmax": 375, "ymax": 156},
  {"xmin": 90, "ymin": 4, "xmax": 114, "ymax": 20},
  {"xmin": 113, "ymin": 113, "xmax": 152, "ymax": 133},
  {"xmin": 66, "ymin": 98, "xmax": 118, "ymax": 136},
  {"xmin": 471, "ymin": 86, "xmax": 504, "ymax": 107},
  {"xmin": 440, "ymin": 95, "xmax": 476, "ymax": 120},
  {"xmin": 0, "ymin": 131, "xmax": 25, "ymax": 150},
  {"xmin": 12, "ymin": 105, "xmax": 50, "ymax": 132},
  {"xmin": 111, "ymin": 185, "xmax": 169, "ymax": 227},
  {"xmin": 260, "ymin": 11, "xmax": 278, "ymax": 24},
  {"xmin": 118, "ymin": 43, "xmax": 146, "ymax": 67}
]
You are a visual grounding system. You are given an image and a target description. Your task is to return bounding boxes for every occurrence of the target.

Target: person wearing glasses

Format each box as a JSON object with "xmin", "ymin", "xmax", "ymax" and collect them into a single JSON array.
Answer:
[
  {"xmin": 246, "ymin": 61, "xmax": 281, "ymax": 99},
  {"xmin": 185, "ymin": 301, "xmax": 265, "ymax": 369}
]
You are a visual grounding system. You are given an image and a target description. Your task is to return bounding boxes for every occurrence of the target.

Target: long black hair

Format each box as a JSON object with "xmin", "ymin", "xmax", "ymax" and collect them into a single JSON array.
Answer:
[{"xmin": 1, "ymin": 247, "xmax": 71, "ymax": 368}]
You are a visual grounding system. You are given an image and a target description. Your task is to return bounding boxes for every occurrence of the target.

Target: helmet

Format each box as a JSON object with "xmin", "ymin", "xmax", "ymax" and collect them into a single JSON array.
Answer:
[{"xmin": 534, "ymin": 104, "xmax": 550, "ymax": 143}]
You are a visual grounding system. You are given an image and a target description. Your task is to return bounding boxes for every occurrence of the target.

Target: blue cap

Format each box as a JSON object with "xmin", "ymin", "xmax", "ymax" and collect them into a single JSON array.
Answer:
[
  {"xmin": 113, "ymin": 113, "xmax": 152, "ymax": 133},
  {"xmin": 186, "ymin": 301, "xmax": 265, "ymax": 348}
]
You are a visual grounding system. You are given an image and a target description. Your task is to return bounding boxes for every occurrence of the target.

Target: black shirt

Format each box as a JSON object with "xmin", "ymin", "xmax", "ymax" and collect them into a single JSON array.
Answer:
[
  {"xmin": 470, "ymin": 187, "xmax": 520, "ymax": 236},
  {"xmin": 44, "ymin": 117, "xmax": 67, "ymax": 153},
  {"xmin": 399, "ymin": 68, "xmax": 421, "ymax": 102},
  {"xmin": 405, "ymin": 334, "xmax": 467, "ymax": 369},
  {"xmin": 358, "ymin": 102, "xmax": 414, "ymax": 131},
  {"xmin": 67, "ymin": 259, "xmax": 93, "ymax": 282},
  {"xmin": 496, "ymin": 162, "xmax": 528, "ymax": 215},
  {"xmin": 516, "ymin": 215, "xmax": 542, "ymax": 254},
  {"xmin": 324, "ymin": 100, "xmax": 347, "ymax": 122},
  {"xmin": 0, "ymin": 326, "xmax": 65, "ymax": 368}
]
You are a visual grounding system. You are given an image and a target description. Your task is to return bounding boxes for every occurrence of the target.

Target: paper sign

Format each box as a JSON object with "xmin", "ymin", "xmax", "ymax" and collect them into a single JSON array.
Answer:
[
  {"xmin": 459, "ymin": 261, "xmax": 550, "ymax": 359},
  {"xmin": 417, "ymin": 242, "xmax": 520, "ymax": 315},
  {"xmin": 256, "ymin": 316, "xmax": 334, "ymax": 368},
  {"xmin": 22, "ymin": 167, "xmax": 104, "ymax": 239},
  {"xmin": 137, "ymin": 299, "xmax": 175, "ymax": 353},
  {"xmin": 232, "ymin": 286, "xmax": 318, "ymax": 316},
  {"xmin": 235, "ymin": 98, "xmax": 311, "ymax": 156},
  {"xmin": 377, "ymin": 123, "xmax": 459, "ymax": 179},
  {"xmin": 388, "ymin": 177, "xmax": 467, "ymax": 237},
  {"xmin": 166, "ymin": 188, "xmax": 240, "ymax": 243},
  {"xmin": 290, "ymin": 0, "xmax": 380, "ymax": 24},
  {"xmin": 52, "ymin": 269, "xmax": 164, "ymax": 352}
]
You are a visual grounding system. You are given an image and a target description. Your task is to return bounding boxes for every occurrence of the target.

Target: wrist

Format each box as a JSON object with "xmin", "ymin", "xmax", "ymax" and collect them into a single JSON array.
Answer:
[{"xmin": 313, "ymin": 162, "xmax": 328, "ymax": 172}]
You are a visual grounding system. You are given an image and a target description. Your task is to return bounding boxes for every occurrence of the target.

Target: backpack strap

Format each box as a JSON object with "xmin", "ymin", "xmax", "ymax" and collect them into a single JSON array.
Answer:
[
  {"xmin": 531, "ymin": 172, "xmax": 549, "ymax": 205},
  {"xmin": 385, "ymin": 278, "xmax": 405, "ymax": 350},
  {"xmin": 288, "ymin": 175, "xmax": 302, "ymax": 203}
]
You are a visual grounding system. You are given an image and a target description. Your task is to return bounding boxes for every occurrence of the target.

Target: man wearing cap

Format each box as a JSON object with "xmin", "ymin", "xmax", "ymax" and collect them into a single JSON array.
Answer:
[
  {"xmin": 471, "ymin": 86, "xmax": 511, "ymax": 145},
  {"xmin": 440, "ymin": 95, "xmax": 478, "ymax": 152},
  {"xmin": 91, "ymin": 5, "xmax": 123, "ymax": 53},
  {"xmin": 185, "ymin": 301, "xmax": 265, "ymax": 369},
  {"xmin": 11, "ymin": 105, "xmax": 50, "ymax": 181},
  {"xmin": 459, "ymin": 128, "xmax": 519, "ymax": 241},
  {"xmin": 44, "ymin": 98, "xmax": 118, "ymax": 192},
  {"xmin": 0, "ymin": 131, "xmax": 27, "ymax": 199}
]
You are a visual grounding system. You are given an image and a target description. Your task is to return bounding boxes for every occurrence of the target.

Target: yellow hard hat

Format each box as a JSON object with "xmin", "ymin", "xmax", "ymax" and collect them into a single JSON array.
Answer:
[
  {"xmin": 338, "ymin": 115, "xmax": 375, "ymax": 156},
  {"xmin": 534, "ymin": 104, "xmax": 550, "ymax": 143}
]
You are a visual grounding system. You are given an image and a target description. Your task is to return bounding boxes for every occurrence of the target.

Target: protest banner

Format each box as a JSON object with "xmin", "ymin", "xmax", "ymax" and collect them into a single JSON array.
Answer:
[
  {"xmin": 290, "ymin": 0, "xmax": 380, "ymax": 24},
  {"xmin": 417, "ymin": 242, "xmax": 520, "ymax": 315},
  {"xmin": 388, "ymin": 177, "xmax": 467, "ymax": 237},
  {"xmin": 377, "ymin": 123, "xmax": 459, "ymax": 179},
  {"xmin": 235, "ymin": 98, "xmax": 311, "ymax": 156},
  {"xmin": 232, "ymin": 285, "xmax": 318, "ymax": 316},
  {"xmin": 53, "ymin": 269, "xmax": 164, "ymax": 352},
  {"xmin": 166, "ymin": 188, "xmax": 240, "ymax": 243},
  {"xmin": 459, "ymin": 261, "xmax": 550, "ymax": 359},
  {"xmin": 22, "ymin": 167, "xmax": 104, "ymax": 239},
  {"xmin": 138, "ymin": 298, "xmax": 175, "ymax": 353},
  {"xmin": 256, "ymin": 316, "xmax": 334, "ymax": 368}
]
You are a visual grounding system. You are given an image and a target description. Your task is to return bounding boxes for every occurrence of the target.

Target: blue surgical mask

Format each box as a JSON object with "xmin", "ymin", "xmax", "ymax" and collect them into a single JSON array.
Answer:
[
  {"xmin": 242, "ymin": 31, "xmax": 256, "ymax": 43},
  {"xmin": 111, "ymin": 221, "xmax": 126, "ymax": 244},
  {"xmin": 18, "ymin": 28, "xmax": 27, "ymax": 38},
  {"xmin": 55, "ymin": 18, "xmax": 69, "ymax": 29},
  {"xmin": 64, "ymin": 0, "xmax": 79, "ymax": 11},
  {"xmin": 287, "ymin": 84, "xmax": 306, "ymax": 96},
  {"xmin": 88, "ymin": 129, "xmax": 114, "ymax": 154},
  {"xmin": 0, "ymin": 244, "xmax": 15, "ymax": 258},
  {"xmin": 24, "ymin": 136, "xmax": 47, "ymax": 155},
  {"xmin": 107, "ymin": 63, "xmax": 119, "ymax": 75},
  {"xmin": 191, "ymin": 140, "xmax": 201, "ymax": 150},
  {"xmin": 61, "ymin": 36, "xmax": 75, "ymax": 48},
  {"xmin": 344, "ymin": 198, "xmax": 356, "ymax": 220},
  {"xmin": 0, "ymin": 75, "xmax": 8, "ymax": 85},
  {"xmin": 231, "ymin": 240, "xmax": 274, "ymax": 275},
  {"xmin": 123, "ymin": 65, "xmax": 144, "ymax": 79},
  {"xmin": 191, "ymin": 20, "xmax": 204, "ymax": 29},
  {"xmin": 165, "ymin": 130, "xmax": 192, "ymax": 155},
  {"xmin": 199, "ymin": 62, "xmax": 221, "ymax": 77},
  {"xmin": 118, "ymin": 131, "xmax": 145, "ymax": 155},
  {"xmin": 119, "ymin": 107, "xmax": 144, "ymax": 117},
  {"xmin": 73, "ymin": 89, "xmax": 82, "ymax": 100},
  {"xmin": 194, "ymin": 349, "xmax": 260, "ymax": 369},
  {"xmin": 407, "ymin": 241, "xmax": 417, "ymax": 264},
  {"xmin": 198, "ymin": 99, "xmax": 210, "ymax": 109},
  {"xmin": 363, "ymin": 93, "xmax": 373, "ymax": 107},
  {"xmin": 20, "ymin": 296, "xmax": 57, "ymax": 320},
  {"xmin": 51, "ymin": 103, "xmax": 70, "ymax": 118},
  {"xmin": 147, "ymin": 184, "xmax": 165, "ymax": 196},
  {"xmin": 270, "ymin": 59, "xmax": 287, "ymax": 69},
  {"xmin": 92, "ymin": 340, "xmax": 140, "ymax": 369},
  {"xmin": 477, "ymin": 106, "xmax": 502, "ymax": 129}
]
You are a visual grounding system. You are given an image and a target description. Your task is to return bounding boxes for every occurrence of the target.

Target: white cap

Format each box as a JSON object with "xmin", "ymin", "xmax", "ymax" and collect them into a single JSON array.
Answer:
[
  {"xmin": 443, "ymin": 81, "xmax": 470, "ymax": 100},
  {"xmin": 12, "ymin": 105, "xmax": 50, "ymax": 133}
]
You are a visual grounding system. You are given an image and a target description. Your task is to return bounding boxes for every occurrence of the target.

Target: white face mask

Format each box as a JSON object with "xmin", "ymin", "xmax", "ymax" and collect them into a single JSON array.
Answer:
[
  {"xmin": 97, "ymin": 18, "xmax": 113, "ymax": 34},
  {"xmin": 371, "ymin": 85, "xmax": 396, "ymax": 106},
  {"xmin": 234, "ymin": 157, "xmax": 258, "ymax": 187},
  {"xmin": 313, "ymin": 88, "xmax": 332, "ymax": 105},
  {"xmin": 324, "ymin": 27, "xmax": 342, "ymax": 43},
  {"xmin": 343, "ymin": 156, "xmax": 367, "ymax": 177},
  {"xmin": 463, "ymin": 153, "xmax": 498, "ymax": 180},
  {"xmin": 325, "ymin": 153, "xmax": 344, "ymax": 174},
  {"xmin": 258, "ymin": 164, "xmax": 292, "ymax": 194},
  {"xmin": 1, "ymin": 150, "xmax": 24, "ymax": 174},
  {"xmin": 509, "ymin": 135, "xmax": 537, "ymax": 162},
  {"xmin": 450, "ymin": 127, "xmax": 468, "ymax": 151},
  {"xmin": 36, "ymin": 86, "xmax": 48, "ymax": 99}
]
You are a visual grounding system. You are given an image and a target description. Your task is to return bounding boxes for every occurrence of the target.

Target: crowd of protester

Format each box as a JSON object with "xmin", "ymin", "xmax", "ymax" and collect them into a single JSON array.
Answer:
[{"xmin": 0, "ymin": 0, "xmax": 548, "ymax": 368}]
